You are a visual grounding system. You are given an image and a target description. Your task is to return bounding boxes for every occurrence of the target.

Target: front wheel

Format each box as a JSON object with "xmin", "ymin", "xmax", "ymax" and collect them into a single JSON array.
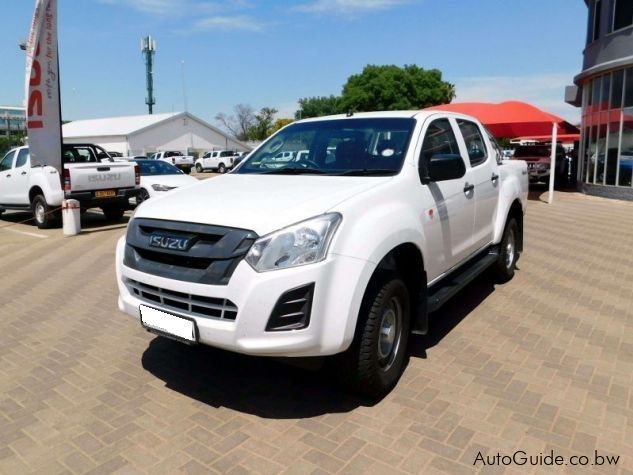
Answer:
[
  {"xmin": 218, "ymin": 163, "xmax": 227, "ymax": 174},
  {"xmin": 494, "ymin": 217, "xmax": 519, "ymax": 283},
  {"xmin": 136, "ymin": 188, "xmax": 151, "ymax": 205},
  {"xmin": 336, "ymin": 274, "xmax": 410, "ymax": 398},
  {"xmin": 195, "ymin": 163, "xmax": 203, "ymax": 173}
]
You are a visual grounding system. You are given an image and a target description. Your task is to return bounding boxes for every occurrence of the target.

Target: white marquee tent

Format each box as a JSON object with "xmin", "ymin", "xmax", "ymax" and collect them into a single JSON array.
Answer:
[{"xmin": 62, "ymin": 112, "xmax": 251, "ymax": 156}]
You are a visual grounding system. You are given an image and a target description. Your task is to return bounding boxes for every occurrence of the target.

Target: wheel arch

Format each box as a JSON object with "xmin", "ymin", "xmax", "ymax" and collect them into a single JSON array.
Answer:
[
  {"xmin": 29, "ymin": 186, "xmax": 44, "ymax": 203},
  {"xmin": 358, "ymin": 242, "xmax": 428, "ymax": 338}
]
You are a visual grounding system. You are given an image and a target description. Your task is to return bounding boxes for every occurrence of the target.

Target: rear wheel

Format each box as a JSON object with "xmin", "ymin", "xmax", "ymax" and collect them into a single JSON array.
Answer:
[
  {"xmin": 336, "ymin": 273, "xmax": 410, "ymax": 398},
  {"xmin": 218, "ymin": 163, "xmax": 227, "ymax": 174},
  {"xmin": 183, "ymin": 167, "xmax": 191, "ymax": 175},
  {"xmin": 31, "ymin": 194, "xmax": 58, "ymax": 229},
  {"xmin": 101, "ymin": 204, "xmax": 126, "ymax": 221},
  {"xmin": 494, "ymin": 217, "xmax": 519, "ymax": 282}
]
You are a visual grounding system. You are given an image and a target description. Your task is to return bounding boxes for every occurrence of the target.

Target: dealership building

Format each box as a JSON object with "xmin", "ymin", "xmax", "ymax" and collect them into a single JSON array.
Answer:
[
  {"xmin": 566, "ymin": 0, "xmax": 633, "ymax": 199},
  {"xmin": 0, "ymin": 106, "xmax": 26, "ymax": 137}
]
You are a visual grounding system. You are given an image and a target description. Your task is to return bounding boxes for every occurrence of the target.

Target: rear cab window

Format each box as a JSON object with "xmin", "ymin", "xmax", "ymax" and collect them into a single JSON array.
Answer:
[{"xmin": 15, "ymin": 148, "xmax": 30, "ymax": 168}]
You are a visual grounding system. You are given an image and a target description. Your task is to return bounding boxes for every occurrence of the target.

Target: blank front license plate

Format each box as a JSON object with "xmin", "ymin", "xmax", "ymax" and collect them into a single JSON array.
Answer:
[
  {"xmin": 95, "ymin": 189, "xmax": 116, "ymax": 198},
  {"xmin": 140, "ymin": 305, "xmax": 197, "ymax": 343}
]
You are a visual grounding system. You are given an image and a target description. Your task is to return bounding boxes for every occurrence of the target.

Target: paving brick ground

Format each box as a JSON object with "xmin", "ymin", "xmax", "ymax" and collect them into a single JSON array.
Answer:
[{"xmin": 1, "ymin": 187, "xmax": 632, "ymax": 474}]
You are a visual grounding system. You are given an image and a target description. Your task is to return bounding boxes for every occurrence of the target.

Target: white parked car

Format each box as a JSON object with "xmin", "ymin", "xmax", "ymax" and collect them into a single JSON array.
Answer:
[
  {"xmin": 134, "ymin": 159, "xmax": 198, "ymax": 205},
  {"xmin": 148, "ymin": 151, "xmax": 194, "ymax": 174},
  {"xmin": 116, "ymin": 111, "xmax": 528, "ymax": 396},
  {"xmin": 195, "ymin": 150, "xmax": 237, "ymax": 174},
  {"xmin": 0, "ymin": 144, "xmax": 139, "ymax": 228}
]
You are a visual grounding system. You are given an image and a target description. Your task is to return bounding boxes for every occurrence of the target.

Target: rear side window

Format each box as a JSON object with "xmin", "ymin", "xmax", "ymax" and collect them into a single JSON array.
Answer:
[
  {"xmin": 421, "ymin": 118, "xmax": 461, "ymax": 162},
  {"xmin": 457, "ymin": 119, "xmax": 488, "ymax": 167},
  {"xmin": 15, "ymin": 148, "xmax": 29, "ymax": 168}
]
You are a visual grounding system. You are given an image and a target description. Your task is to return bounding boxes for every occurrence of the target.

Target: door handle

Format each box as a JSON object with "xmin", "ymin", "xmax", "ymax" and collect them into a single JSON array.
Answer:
[
  {"xmin": 6, "ymin": 174, "xmax": 11, "ymax": 178},
  {"xmin": 463, "ymin": 182, "xmax": 474, "ymax": 193},
  {"xmin": 21, "ymin": 171, "xmax": 27, "ymax": 175},
  {"xmin": 491, "ymin": 173, "xmax": 499, "ymax": 182}
]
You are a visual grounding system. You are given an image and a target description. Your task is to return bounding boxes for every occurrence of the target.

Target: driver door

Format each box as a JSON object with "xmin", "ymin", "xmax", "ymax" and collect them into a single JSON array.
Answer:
[
  {"xmin": 0, "ymin": 150, "xmax": 16, "ymax": 204},
  {"xmin": 418, "ymin": 117, "xmax": 475, "ymax": 279}
]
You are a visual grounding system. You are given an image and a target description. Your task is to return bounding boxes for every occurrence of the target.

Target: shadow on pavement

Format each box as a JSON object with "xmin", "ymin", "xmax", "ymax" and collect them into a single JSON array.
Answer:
[
  {"xmin": 409, "ymin": 272, "xmax": 497, "ymax": 359},
  {"xmin": 142, "ymin": 337, "xmax": 374, "ymax": 418}
]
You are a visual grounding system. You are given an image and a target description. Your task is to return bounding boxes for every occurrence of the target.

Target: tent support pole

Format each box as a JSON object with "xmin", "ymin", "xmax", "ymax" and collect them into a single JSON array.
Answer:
[{"xmin": 548, "ymin": 123, "xmax": 557, "ymax": 204}]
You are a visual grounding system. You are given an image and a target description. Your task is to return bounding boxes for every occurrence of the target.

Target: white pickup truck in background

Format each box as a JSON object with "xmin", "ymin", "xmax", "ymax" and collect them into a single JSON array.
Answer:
[
  {"xmin": 149, "ymin": 151, "xmax": 194, "ymax": 174},
  {"xmin": 195, "ymin": 150, "xmax": 237, "ymax": 173},
  {"xmin": 0, "ymin": 144, "xmax": 139, "ymax": 228},
  {"xmin": 117, "ymin": 111, "xmax": 528, "ymax": 396}
]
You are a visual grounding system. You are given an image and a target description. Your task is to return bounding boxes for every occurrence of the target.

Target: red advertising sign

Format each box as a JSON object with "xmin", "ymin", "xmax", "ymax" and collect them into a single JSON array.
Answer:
[{"xmin": 25, "ymin": 0, "xmax": 62, "ymax": 173}]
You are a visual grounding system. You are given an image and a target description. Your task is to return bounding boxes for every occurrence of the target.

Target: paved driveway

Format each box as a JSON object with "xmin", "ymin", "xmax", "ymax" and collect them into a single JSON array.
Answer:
[{"xmin": 0, "ymin": 189, "xmax": 632, "ymax": 474}]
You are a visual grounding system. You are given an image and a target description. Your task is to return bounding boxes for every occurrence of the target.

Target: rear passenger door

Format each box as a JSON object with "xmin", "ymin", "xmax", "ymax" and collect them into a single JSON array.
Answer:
[{"xmin": 456, "ymin": 119, "xmax": 498, "ymax": 250}]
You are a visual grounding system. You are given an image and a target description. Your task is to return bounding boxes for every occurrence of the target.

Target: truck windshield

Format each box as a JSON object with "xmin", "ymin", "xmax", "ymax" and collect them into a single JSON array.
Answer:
[{"xmin": 236, "ymin": 118, "xmax": 416, "ymax": 176}]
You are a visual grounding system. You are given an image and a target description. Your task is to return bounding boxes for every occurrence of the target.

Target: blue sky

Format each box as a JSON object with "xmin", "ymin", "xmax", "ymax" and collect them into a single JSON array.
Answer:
[{"xmin": 1, "ymin": 0, "xmax": 587, "ymax": 125}]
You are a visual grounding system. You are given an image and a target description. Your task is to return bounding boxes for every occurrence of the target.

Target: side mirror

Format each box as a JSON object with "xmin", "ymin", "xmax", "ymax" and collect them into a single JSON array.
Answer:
[{"xmin": 421, "ymin": 154, "xmax": 466, "ymax": 183}]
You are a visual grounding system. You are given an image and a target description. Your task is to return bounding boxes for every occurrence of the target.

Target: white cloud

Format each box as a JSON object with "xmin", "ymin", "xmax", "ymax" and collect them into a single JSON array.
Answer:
[
  {"xmin": 294, "ymin": 0, "xmax": 408, "ymax": 14},
  {"xmin": 194, "ymin": 15, "xmax": 265, "ymax": 32},
  {"xmin": 452, "ymin": 73, "xmax": 581, "ymax": 124}
]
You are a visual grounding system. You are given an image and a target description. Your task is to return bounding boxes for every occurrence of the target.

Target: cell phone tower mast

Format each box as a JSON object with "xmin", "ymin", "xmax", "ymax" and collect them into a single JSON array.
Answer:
[{"xmin": 142, "ymin": 36, "xmax": 156, "ymax": 114}]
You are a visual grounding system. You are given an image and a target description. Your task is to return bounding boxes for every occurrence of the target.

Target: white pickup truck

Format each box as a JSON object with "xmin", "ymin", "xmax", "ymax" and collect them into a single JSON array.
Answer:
[
  {"xmin": 0, "ymin": 144, "xmax": 139, "ymax": 228},
  {"xmin": 116, "ymin": 111, "xmax": 528, "ymax": 396},
  {"xmin": 149, "ymin": 151, "xmax": 194, "ymax": 174},
  {"xmin": 194, "ymin": 150, "xmax": 237, "ymax": 174}
]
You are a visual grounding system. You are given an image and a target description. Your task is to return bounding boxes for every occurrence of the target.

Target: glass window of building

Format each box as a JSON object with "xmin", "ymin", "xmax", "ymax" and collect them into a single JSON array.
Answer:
[
  {"xmin": 611, "ymin": 70, "xmax": 624, "ymax": 109},
  {"xmin": 625, "ymin": 67, "xmax": 633, "ymax": 108},
  {"xmin": 620, "ymin": 113, "xmax": 633, "ymax": 187},
  {"xmin": 613, "ymin": 0, "xmax": 633, "ymax": 31}
]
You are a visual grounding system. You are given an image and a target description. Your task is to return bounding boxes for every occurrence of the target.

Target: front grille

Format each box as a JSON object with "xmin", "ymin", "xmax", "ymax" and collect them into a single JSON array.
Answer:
[
  {"xmin": 127, "ymin": 279, "xmax": 238, "ymax": 321},
  {"xmin": 125, "ymin": 218, "xmax": 257, "ymax": 285}
]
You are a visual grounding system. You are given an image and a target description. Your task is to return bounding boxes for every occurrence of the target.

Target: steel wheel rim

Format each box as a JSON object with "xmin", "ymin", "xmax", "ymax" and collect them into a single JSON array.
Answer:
[
  {"xmin": 35, "ymin": 202, "xmax": 45, "ymax": 223},
  {"xmin": 505, "ymin": 228, "xmax": 515, "ymax": 269},
  {"xmin": 377, "ymin": 296, "xmax": 402, "ymax": 371}
]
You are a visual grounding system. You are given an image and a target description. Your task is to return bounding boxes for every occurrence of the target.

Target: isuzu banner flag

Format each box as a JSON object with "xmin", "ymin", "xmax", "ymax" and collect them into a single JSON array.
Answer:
[{"xmin": 25, "ymin": 0, "xmax": 62, "ymax": 173}]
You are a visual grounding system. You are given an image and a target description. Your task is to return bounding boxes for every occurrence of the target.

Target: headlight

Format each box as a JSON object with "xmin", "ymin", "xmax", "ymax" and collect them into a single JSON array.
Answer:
[
  {"xmin": 151, "ymin": 184, "xmax": 176, "ymax": 191},
  {"xmin": 245, "ymin": 213, "xmax": 342, "ymax": 272}
]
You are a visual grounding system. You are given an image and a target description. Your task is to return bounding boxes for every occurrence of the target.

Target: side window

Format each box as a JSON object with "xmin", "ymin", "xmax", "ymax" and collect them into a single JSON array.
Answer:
[
  {"xmin": 0, "ymin": 151, "xmax": 15, "ymax": 171},
  {"xmin": 420, "ymin": 118, "xmax": 461, "ymax": 164},
  {"xmin": 203, "ymin": 152, "xmax": 210, "ymax": 159},
  {"xmin": 15, "ymin": 148, "xmax": 30, "ymax": 168},
  {"xmin": 457, "ymin": 119, "xmax": 488, "ymax": 167}
]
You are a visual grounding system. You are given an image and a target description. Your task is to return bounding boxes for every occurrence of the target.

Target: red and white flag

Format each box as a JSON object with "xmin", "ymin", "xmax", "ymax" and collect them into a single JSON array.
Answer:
[{"xmin": 25, "ymin": 0, "xmax": 62, "ymax": 173}]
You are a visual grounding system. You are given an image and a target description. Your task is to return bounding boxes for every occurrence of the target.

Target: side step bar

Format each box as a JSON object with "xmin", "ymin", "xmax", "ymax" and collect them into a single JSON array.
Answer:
[
  {"xmin": 427, "ymin": 249, "xmax": 498, "ymax": 314},
  {"xmin": 412, "ymin": 248, "xmax": 500, "ymax": 335}
]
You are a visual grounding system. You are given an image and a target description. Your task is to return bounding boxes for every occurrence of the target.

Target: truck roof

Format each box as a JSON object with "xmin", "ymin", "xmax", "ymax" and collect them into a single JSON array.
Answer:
[{"xmin": 296, "ymin": 110, "xmax": 481, "ymax": 123}]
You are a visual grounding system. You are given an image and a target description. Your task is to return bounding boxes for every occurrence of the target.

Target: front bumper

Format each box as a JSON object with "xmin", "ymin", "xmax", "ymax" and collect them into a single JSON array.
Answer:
[{"xmin": 115, "ymin": 236, "xmax": 374, "ymax": 357}]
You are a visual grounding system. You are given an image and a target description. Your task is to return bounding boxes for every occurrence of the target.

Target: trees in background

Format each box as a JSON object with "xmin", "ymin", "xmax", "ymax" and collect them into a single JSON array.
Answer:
[
  {"xmin": 296, "ymin": 64, "xmax": 455, "ymax": 119},
  {"xmin": 216, "ymin": 64, "xmax": 454, "ymax": 140}
]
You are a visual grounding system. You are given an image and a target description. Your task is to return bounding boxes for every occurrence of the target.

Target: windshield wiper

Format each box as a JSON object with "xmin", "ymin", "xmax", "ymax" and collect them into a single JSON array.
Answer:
[
  {"xmin": 260, "ymin": 167, "xmax": 327, "ymax": 175},
  {"xmin": 336, "ymin": 168, "xmax": 396, "ymax": 176}
]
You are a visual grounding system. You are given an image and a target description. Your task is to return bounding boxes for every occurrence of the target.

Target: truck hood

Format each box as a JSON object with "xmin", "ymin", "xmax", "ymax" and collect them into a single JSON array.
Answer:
[{"xmin": 134, "ymin": 174, "xmax": 392, "ymax": 235}]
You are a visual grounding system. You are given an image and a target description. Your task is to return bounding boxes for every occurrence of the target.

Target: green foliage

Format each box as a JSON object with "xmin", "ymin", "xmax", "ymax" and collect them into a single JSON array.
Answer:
[
  {"xmin": 296, "ymin": 64, "xmax": 455, "ymax": 119},
  {"xmin": 247, "ymin": 107, "xmax": 278, "ymax": 141},
  {"xmin": 340, "ymin": 65, "xmax": 455, "ymax": 112},
  {"xmin": 295, "ymin": 95, "xmax": 342, "ymax": 120},
  {"xmin": 0, "ymin": 133, "xmax": 26, "ymax": 156}
]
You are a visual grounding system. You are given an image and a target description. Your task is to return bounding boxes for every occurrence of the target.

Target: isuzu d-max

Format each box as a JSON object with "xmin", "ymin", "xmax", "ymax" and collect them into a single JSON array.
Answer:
[
  {"xmin": 116, "ymin": 111, "xmax": 528, "ymax": 396},
  {"xmin": 0, "ymin": 144, "xmax": 139, "ymax": 228}
]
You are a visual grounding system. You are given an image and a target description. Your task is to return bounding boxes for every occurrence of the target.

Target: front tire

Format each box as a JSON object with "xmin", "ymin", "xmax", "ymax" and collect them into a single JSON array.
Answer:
[
  {"xmin": 31, "ymin": 194, "xmax": 58, "ymax": 229},
  {"xmin": 494, "ymin": 217, "xmax": 519, "ymax": 282},
  {"xmin": 195, "ymin": 163, "xmax": 203, "ymax": 173},
  {"xmin": 337, "ymin": 274, "xmax": 410, "ymax": 398},
  {"xmin": 136, "ymin": 188, "xmax": 151, "ymax": 205}
]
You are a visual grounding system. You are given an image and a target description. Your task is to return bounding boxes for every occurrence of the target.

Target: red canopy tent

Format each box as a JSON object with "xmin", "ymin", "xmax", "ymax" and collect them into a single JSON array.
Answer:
[{"xmin": 424, "ymin": 101, "xmax": 579, "ymax": 140}]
